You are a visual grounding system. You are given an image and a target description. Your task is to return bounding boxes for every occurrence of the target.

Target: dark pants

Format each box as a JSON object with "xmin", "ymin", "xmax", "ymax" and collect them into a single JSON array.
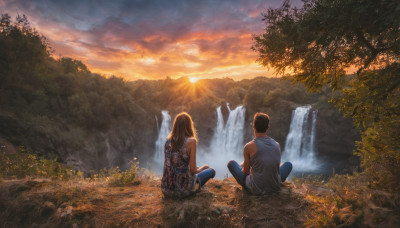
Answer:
[
  {"xmin": 227, "ymin": 160, "xmax": 293, "ymax": 189},
  {"xmin": 197, "ymin": 168, "xmax": 216, "ymax": 186}
]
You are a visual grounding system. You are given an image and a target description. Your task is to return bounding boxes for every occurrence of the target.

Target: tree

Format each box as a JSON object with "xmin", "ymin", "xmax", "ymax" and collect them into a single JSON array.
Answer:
[
  {"xmin": 253, "ymin": 0, "xmax": 400, "ymax": 90},
  {"xmin": 253, "ymin": 0, "xmax": 400, "ymax": 191}
]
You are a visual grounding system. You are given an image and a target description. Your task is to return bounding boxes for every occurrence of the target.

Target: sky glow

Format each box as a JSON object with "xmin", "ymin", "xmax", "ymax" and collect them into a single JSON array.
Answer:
[
  {"xmin": 189, "ymin": 77, "xmax": 199, "ymax": 83},
  {"xmin": 1, "ymin": 0, "xmax": 302, "ymax": 81}
]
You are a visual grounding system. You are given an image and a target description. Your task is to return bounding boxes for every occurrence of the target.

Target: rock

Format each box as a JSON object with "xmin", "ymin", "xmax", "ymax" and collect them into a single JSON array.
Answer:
[
  {"xmin": 212, "ymin": 209, "xmax": 221, "ymax": 215},
  {"xmin": 59, "ymin": 205, "xmax": 73, "ymax": 220},
  {"xmin": 219, "ymin": 206, "xmax": 235, "ymax": 214},
  {"xmin": 212, "ymin": 183, "xmax": 222, "ymax": 189},
  {"xmin": 302, "ymin": 184, "xmax": 333, "ymax": 196},
  {"xmin": 177, "ymin": 209, "xmax": 185, "ymax": 220},
  {"xmin": 40, "ymin": 201, "xmax": 56, "ymax": 217}
]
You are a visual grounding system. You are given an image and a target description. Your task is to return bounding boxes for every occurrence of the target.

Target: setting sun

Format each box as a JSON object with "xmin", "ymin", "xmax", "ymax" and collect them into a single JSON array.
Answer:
[{"xmin": 189, "ymin": 77, "xmax": 199, "ymax": 83}]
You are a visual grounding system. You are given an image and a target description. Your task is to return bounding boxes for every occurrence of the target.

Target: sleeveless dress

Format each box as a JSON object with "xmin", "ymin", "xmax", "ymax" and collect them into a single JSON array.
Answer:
[
  {"xmin": 245, "ymin": 136, "xmax": 281, "ymax": 195},
  {"xmin": 161, "ymin": 137, "xmax": 200, "ymax": 197}
]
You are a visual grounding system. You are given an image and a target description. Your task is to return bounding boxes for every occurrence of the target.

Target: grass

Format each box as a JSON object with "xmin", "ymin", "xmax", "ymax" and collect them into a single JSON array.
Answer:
[
  {"xmin": 0, "ymin": 147, "xmax": 82, "ymax": 180},
  {"xmin": 294, "ymin": 172, "xmax": 400, "ymax": 227},
  {"xmin": 1, "ymin": 147, "xmax": 399, "ymax": 227},
  {"xmin": 0, "ymin": 148, "xmax": 141, "ymax": 187},
  {"xmin": 1, "ymin": 171, "xmax": 399, "ymax": 227}
]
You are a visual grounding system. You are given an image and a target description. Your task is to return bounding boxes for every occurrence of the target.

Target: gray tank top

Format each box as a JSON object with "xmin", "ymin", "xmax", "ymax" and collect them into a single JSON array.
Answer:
[{"xmin": 245, "ymin": 136, "xmax": 281, "ymax": 195}]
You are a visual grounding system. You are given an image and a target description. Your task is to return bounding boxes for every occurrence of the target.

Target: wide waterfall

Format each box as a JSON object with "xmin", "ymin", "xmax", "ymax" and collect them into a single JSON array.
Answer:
[
  {"xmin": 154, "ymin": 110, "xmax": 171, "ymax": 166},
  {"xmin": 282, "ymin": 105, "xmax": 319, "ymax": 172},
  {"xmin": 199, "ymin": 104, "xmax": 246, "ymax": 179}
]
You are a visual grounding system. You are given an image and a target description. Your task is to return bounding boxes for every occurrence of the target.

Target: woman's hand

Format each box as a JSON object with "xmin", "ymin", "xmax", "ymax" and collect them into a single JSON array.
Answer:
[{"xmin": 196, "ymin": 164, "xmax": 209, "ymax": 173}]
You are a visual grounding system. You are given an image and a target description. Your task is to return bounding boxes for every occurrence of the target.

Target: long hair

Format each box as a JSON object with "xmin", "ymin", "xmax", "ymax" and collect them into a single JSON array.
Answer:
[{"xmin": 167, "ymin": 112, "xmax": 197, "ymax": 150}]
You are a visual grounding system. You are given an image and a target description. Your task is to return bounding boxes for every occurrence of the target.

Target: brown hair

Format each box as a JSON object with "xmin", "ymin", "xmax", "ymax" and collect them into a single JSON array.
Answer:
[
  {"xmin": 167, "ymin": 112, "xmax": 197, "ymax": 150},
  {"xmin": 253, "ymin": 112, "xmax": 270, "ymax": 133}
]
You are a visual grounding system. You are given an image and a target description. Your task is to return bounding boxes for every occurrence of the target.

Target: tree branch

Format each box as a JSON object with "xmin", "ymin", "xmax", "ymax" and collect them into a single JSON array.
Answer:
[
  {"xmin": 356, "ymin": 29, "xmax": 376, "ymax": 53},
  {"xmin": 355, "ymin": 29, "xmax": 379, "ymax": 75},
  {"xmin": 357, "ymin": 53, "xmax": 377, "ymax": 75}
]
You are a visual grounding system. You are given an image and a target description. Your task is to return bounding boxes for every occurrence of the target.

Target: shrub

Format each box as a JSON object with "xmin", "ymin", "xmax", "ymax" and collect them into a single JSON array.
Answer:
[
  {"xmin": 107, "ymin": 158, "xmax": 140, "ymax": 187},
  {"xmin": 0, "ymin": 147, "xmax": 82, "ymax": 180}
]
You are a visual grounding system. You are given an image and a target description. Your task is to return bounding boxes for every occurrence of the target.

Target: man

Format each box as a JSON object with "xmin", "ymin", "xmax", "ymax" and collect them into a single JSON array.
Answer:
[{"xmin": 227, "ymin": 112, "xmax": 292, "ymax": 195}]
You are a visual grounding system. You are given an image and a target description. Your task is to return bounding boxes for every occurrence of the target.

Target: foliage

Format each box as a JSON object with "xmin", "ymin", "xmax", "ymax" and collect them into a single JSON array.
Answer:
[
  {"xmin": 334, "ymin": 66, "xmax": 400, "ymax": 191},
  {"xmin": 253, "ymin": 0, "xmax": 400, "ymax": 91},
  {"xmin": 0, "ymin": 14, "xmax": 152, "ymax": 172},
  {"xmin": 295, "ymin": 173, "xmax": 399, "ymax": 227},
  {"xmin": 253, "ymin": 0, "xmax": 400, "ymax": 191},
  {"xmin": 0, "ymin": 147, "xmax": 82, "ymax": 180},
  {"xmin": 334, "ymin": 65, "xmax": 400, "ymax": 129},
  {"xmin": 107, "ymin": 158, "xmax": 140, "ymax": 187}
]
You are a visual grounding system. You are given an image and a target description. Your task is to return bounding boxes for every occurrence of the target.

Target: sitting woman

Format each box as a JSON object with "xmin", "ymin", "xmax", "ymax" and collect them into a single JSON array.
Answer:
[{"xmin": 161, "ymin": 112, "xmax": 216, "ymax": 198}]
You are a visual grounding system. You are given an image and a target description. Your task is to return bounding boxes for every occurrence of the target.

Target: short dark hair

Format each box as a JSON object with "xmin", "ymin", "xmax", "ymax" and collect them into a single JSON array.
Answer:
[{"xmin": 253, "ymin": 113, "xmax": 270, "ymax": 133}]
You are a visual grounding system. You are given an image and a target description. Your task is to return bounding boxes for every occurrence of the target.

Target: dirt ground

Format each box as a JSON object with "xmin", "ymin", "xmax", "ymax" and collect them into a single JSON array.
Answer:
[
  {"xmin": 1, "ymin": 177, "xmax": 398, "ymax": 227},
  {"xmin": 0, "ymin": 177, "xmax": 312, "ymax": 227}
]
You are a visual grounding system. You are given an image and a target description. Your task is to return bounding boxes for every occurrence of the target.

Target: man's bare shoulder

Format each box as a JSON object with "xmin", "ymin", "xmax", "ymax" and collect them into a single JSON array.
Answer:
[{"xmin": 244, "ymin": 140, "xmax": 257, "ymax": 152}]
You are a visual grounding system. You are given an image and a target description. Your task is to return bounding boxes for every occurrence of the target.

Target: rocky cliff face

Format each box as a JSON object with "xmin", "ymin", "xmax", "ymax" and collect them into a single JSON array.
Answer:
[
  {"xmin": 0, "ymin": 137, "xmax": 17, "ymax": 154},
  {"xmin": 62, "ymin": 119, "xmax": 158, "ymax": 174}
]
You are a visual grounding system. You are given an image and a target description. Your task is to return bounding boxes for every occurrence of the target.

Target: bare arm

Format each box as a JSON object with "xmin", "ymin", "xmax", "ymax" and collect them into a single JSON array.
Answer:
[
  {"xmin": 277, "ymin": 141, "xmax": 285, "ymax": 166},
  {"xmin": 187, "ymin": 138, "xmax": 209, "ymax": 174},
  {"xmin": 242, "ymin": 143, "xmax": 251, "ymax": 175},
  {"xmin": 187, "ymin": 138, "xmax": 198, "ymax": 174},
  {"xmin": 196, "ymin": 164, "xmax": 210, "ymax": 173},
  {"xmin": 242, "ymin": 141, "xmax": 258, "ymax": 175}
]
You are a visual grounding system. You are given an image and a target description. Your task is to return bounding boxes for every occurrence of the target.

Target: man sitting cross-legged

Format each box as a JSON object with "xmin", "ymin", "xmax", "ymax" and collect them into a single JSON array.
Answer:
[{"xmin": 227, "ymin": 112, "xmax": 292, "ymax": 195}]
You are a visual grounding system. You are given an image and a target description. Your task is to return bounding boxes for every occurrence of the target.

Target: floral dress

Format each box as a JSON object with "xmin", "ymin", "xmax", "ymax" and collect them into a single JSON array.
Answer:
[{"xmin": 161, "ymin": 138, "xmax": 200, "ymax": 197}]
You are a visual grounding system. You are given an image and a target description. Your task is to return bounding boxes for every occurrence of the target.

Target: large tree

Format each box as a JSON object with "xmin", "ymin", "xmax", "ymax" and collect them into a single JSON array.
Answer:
[{"xmin": 253, "ymin": 0, "xmax": 400, "ymax": 191}]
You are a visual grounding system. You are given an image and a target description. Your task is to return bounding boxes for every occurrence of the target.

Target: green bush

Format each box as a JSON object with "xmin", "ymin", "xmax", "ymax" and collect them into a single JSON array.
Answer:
[
  {"xmin": 107, "ymin": 158, "xmax": 140, "ymax": 187},
  {"xmin": 0, "ymin": 147, "xmax": 82, "ymax": 180}
]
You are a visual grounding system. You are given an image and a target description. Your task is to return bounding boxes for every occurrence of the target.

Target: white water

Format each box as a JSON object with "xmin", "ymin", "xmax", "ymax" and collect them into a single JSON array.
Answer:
[
  {"xmin": 198, "ymin": 104, "xmax": 246, "ymax": 179},
  {"xmin": 154, "ymin": 110, "xmax": 171, "ymax": 166},
  {"xmin": 282, "ymin": 105, "xmax": 319, "ymax": 172}
]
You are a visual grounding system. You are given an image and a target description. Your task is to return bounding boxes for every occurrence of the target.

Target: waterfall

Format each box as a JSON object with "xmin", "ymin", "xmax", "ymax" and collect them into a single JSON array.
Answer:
[
  {"xmin": 310, "ymin": 110, "xmax": 317, "ymax": 154},
  {"xmin": 220, "ymin": 104, "xmax": 246, "ymax": 156},
  {"xmin": 199, "ymin": 104, "xmax": 246, "ymax": 179},
  {"xmin": 154, "ymin": 110, "xmax": 171, "ymax": 165},
  {"xmin": 282, "ymin": 105, "xmax": 318, "ymax": 172}
]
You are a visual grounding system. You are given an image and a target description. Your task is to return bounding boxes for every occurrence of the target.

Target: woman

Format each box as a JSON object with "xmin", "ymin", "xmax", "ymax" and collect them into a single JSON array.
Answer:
[{"xmin": 161, "ymin": 112, "xmax": 216, "ymax": 198}]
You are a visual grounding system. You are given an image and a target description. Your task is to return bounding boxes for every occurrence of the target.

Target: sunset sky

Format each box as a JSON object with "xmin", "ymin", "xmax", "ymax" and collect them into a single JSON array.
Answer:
[{"xmin": 1, "ymin": 0, "xmax": 301, "ymax": 81}]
